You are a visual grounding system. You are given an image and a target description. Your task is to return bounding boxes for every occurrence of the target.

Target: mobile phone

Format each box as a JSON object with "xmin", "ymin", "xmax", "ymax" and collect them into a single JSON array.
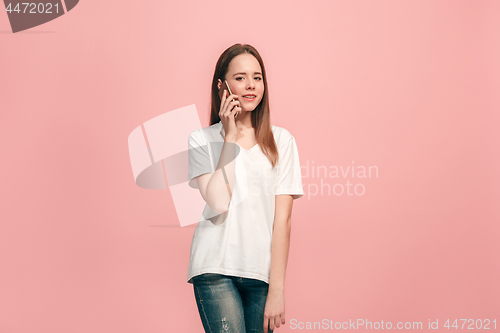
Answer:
[{"xmin": 218, "ymin": 80, "xmax": 239, "ymax": 119}]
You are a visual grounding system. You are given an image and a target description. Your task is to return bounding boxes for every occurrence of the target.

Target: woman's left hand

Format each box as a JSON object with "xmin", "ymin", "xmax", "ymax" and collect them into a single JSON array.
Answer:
[{"xmin": 263, "ymin": 289, "xmax": 285, "ymax": 333}]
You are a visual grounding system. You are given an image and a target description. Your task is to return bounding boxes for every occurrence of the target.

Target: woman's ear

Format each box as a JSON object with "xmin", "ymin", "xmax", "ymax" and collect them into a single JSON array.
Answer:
[{"xmin": 217, "ymin": 79, "xmax": 222, "ymax": 90}]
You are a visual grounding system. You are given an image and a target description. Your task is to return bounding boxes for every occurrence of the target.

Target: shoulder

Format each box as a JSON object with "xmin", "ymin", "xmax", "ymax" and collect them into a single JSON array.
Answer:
[
  {"xmin": 271, "ymin": 124, "xmax": 295, "ymax": 147},
  {"xmin": 188, "ymin": 122, "xmax": 221, "ymax": 143},
  {"xmin": 187, "ymin": 128, "xmax": 203, "ymax": 146}
]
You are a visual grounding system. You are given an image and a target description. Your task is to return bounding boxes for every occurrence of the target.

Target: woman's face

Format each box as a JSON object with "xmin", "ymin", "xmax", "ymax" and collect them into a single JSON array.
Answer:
[{"xmin": 218, "ymin": 53, "xmax": 264, "ymax": 112}]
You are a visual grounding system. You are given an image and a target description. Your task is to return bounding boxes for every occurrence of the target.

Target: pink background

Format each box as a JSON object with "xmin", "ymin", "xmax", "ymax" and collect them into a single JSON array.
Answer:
[{"xmin": 1, "ymin": 0, "xmax": 499, "ymax": 332}]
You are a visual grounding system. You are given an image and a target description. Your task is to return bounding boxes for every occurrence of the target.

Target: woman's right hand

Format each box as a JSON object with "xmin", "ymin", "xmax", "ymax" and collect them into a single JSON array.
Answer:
[{"xmin": 219, "ymin": 89, "xmax": 240, "ymax": 139}]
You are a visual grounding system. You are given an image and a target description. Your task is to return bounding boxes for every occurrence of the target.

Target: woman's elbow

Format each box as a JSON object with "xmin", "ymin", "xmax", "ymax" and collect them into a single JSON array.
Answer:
[
  {"xmin": 205, "ymin": 187, "xmax": 230, "ymax": 214},
  {"xmin": 210, "ymin": 203, "xmax": 228, "ymax": 214},
  {"xmin": 206, "ymin": 198, "xmax": 229, "ymax": 215}
]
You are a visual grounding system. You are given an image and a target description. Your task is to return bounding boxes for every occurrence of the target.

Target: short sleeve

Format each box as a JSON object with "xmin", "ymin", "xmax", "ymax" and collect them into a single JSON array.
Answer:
[
  {"xmin": 275, "ymin": 136, "xmax": 304, "ymax": 199},
  {"xmin": 188, "ymin": 129, "xmax": 213, "ymax": 189}
]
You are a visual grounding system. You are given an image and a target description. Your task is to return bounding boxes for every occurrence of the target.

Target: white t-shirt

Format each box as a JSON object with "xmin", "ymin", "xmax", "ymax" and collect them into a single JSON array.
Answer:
[{"xmin": 186, "ymin": 120, "xmax": 303, "ymax": 284}]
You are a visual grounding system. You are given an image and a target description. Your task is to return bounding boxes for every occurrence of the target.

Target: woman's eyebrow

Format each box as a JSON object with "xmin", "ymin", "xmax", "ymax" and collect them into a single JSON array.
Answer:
[{"xmin": 232, "ymin": 72, "xmax": 262, "ymax": 76}]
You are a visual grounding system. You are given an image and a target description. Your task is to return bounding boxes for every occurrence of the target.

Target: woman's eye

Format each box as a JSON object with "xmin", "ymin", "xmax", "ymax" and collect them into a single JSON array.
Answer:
[{"xmin": 236, "ymin": 77, "xmax": 261, "ymax": 81}]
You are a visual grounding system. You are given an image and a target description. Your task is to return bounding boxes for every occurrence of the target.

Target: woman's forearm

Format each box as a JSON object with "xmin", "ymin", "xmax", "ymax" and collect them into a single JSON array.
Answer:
[
  {"xmin": 206, "ymin": 134, "xmax": 237, "ymax": 213},
  {"xmin": 268, "ymin": 217, "xmax": 291, "ymax": 293}
]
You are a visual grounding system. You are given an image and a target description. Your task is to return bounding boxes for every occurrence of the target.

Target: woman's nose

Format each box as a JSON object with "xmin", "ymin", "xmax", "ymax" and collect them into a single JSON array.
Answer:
[{"xmin": 247, "ymin": 79, "xmax": 255, "ymax": 89}]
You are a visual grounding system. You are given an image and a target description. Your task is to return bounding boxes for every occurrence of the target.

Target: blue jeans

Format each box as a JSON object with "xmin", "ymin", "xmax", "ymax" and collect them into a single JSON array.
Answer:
[{"xmin": 192, "ymin": 273, "xmax": 274, "ymax": 333}]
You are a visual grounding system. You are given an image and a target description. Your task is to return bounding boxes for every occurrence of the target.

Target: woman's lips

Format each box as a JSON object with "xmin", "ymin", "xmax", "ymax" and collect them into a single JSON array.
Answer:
[{"xmin": 243, "ymin": 95, "xmax": 256, "ymax": 101}]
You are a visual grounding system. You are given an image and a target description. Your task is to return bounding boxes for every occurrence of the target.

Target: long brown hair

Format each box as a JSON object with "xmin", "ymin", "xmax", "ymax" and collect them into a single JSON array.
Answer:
[{"xmin": 210, "ymin": 44, "xmax": 279, "ymax": 168}]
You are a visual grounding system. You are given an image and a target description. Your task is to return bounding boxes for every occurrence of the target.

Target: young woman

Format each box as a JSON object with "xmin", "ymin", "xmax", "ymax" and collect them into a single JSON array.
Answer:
[{"xmin": 187, "ymin": 43, "xmax": 304, "ymax": 333}]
